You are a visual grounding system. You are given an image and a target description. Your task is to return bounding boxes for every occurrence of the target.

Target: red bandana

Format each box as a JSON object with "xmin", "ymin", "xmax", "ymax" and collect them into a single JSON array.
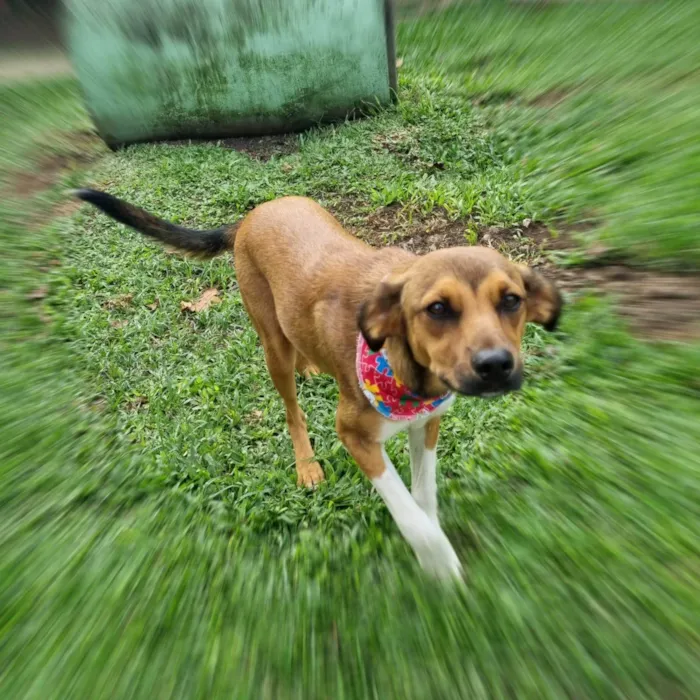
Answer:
[{"xmin": 355, "ymin": 334, "xmax": 452, "ymax": 421}]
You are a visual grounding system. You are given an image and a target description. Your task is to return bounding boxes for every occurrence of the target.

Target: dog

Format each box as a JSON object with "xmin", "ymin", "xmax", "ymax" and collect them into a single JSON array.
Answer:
[{"xmin": 74, "ymin": 190, "xmax": 562, "ymax": 579}]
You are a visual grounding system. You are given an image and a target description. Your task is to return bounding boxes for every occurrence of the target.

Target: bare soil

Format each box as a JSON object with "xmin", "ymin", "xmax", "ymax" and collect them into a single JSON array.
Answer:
[
  {"xmin": 7, "ymin": 130, "xmax": 103, "ymax": 199},
  {"xmin": 528, "ymin": 88, "xmax": 574, "ymax": 108},
  {"xmin": 549, "ymin": 265, "xmax": 700, "ymax": 342},
  {"xmin": 165, "ymin": 133, "xmax": 299, "ymax": 161}
]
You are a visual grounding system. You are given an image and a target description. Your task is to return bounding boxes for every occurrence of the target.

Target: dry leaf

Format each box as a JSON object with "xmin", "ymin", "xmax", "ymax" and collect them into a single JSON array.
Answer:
[
  {"xmin": 180, "ymin": 288, "xmax": 221, "ymax": 313},
  {"xmin": 104, "ymin": 293, "xmax": 133, "ymax": 310},
  {"xmin": 396, "ymin": 58, "xmax": 404, "ymax": 69},
  {"xmin": 110, "ymin": 319, "xmax": 128, "ymax": 328},
  {"xmin": 125, "ymin": 396, "xmax": 148, "ymax": 410},
  {"xmin": 26, "ymin": 285, "xmax": 48, "ymax": 301},
  {"xmin": 89, "ymin": 397, "xmax": 107, "ymax": 413},
  {"xmin": 147, "ymin": 299, "xmax": 160, "ymax": 311},
  {"xmin": 245, "ymin": 409, "xmax": 264, "ymax": 424}
]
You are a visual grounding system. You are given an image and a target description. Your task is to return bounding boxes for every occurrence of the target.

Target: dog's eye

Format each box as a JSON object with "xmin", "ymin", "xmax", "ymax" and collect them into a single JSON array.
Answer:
[
  {"xmin": 426, "ymin": 301, "xmax": 450, "ymax": 318},
  {"xmin": 501, "ymin": 294, "xmax": 522, "ymax": 312}
]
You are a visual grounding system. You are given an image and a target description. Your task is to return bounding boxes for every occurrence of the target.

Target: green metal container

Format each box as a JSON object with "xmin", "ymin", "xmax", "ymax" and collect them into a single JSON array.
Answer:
[{"xmin": 65, "ymin": 0, "xmax": 396, "ymax": 148}]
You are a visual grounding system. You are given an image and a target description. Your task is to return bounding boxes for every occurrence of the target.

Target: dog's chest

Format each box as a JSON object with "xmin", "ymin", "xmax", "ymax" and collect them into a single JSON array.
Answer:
[{"xmin": 377, "ymin": 395, "xmax": 456, "ymax": 442}]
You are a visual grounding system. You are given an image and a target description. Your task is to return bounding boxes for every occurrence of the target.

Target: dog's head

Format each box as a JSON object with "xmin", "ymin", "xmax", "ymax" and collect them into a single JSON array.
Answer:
[{"xmin": 358, "ymin": 247, "xmax": 562, "ymax": 398}]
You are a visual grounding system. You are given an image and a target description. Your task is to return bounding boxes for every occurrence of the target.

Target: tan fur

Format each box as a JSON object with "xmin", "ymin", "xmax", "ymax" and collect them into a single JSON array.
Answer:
[
  {"xmin": 424, "ymin": 417, "xmax": 441, "ymax": 451},
  {"xmin": 231, "ymin": 196, "xmax": 561, "ymax": 486}
]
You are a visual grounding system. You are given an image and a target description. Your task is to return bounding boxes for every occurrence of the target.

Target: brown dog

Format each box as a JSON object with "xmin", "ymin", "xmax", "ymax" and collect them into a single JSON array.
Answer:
[{"xmin": 74, "ymin": 190, "xmax": 561, "ymax": 579}]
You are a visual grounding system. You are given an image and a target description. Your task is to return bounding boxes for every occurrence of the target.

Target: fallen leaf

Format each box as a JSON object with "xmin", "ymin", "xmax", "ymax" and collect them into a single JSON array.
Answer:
[
  {"xmin": 89, "ymin": 397, "xmax": 108, "ymax": 413},
  {"xmin": 146, "ymin": 299, "xmax": 160, "ymax": 311},
  {"xmin": 245, "ymin": 409, "xmax": 264, "ymax": 424},
  {"xmin": 125, "ymin": 396, "xmax": 148, "ymax": 410},
  {"xmin": 104, "ymin": 293, "xmax": 133, "ymax": 310},
  {"xmin": 27, "ymin": 285, "xmax": 48, "ymax": 301},
  {"xmin": 110, "ymin": 319, "xmax": 128, "ymax": 328},
  {"xmin": 180, "ymin": 288, "xmax": 221, "ymax": 313},
  {"xmin": 396, "ymin": 58, "xmax": 404, "ymax": 69}
]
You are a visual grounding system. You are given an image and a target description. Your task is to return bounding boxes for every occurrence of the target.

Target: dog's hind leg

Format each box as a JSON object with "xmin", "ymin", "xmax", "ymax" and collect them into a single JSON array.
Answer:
[
  {"xmin": 267, "ymin": 339, "xmax": 324, "ymax": 487},
  {"xmin": 238, "ymin": 268, "xmax": 324, "ymax": 488}
]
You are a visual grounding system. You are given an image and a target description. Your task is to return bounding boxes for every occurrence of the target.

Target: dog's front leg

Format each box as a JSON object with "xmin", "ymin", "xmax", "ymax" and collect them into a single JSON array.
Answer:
[
  {"xmin": 408, "ymin": 417, "xmax": 440, "ymax": 526},
  {"xmin": 338, "ymin": 417, "xmax": 461, "ymax": 580},
  {"xmin": 373, "ymin": 446, "xmax": 461, "ymax": 580}
]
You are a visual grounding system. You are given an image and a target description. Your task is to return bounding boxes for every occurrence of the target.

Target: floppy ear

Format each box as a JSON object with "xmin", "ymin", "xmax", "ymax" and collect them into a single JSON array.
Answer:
[
  {"xmin": 358, "ymin": 271, "xmax": 409, "ymax": 351},
  {"xmin": 517, "ymin": 265, "xmax": 563, "ymax": 331}
]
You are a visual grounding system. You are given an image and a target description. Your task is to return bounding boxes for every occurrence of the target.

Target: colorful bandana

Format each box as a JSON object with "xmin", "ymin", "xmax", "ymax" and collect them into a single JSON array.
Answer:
[{"xmin": 356, "ymin": 334, "xmax": 452, "ymax": 421}]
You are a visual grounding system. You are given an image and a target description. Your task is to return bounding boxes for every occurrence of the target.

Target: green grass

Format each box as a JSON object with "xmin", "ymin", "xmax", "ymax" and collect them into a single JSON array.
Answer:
[
  {"xmin": 2, "ymin": 2, "xmax": 700, "ymax": 699},
  {"xmin": 399, "ymin": 0, "xmax": 700, "ymax": 266}
]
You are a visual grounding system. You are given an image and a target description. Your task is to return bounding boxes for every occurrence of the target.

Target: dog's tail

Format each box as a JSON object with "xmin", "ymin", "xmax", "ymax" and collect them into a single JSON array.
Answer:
[{"xmin": 72, "ymin": 189, "xmax": 236, "ymax": 257}]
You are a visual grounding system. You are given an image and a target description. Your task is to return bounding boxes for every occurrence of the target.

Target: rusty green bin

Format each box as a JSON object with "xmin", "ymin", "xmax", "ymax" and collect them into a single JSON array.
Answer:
[{"xmin": 65, "ymin": 0, "xmax": 396, "ymax": 148}]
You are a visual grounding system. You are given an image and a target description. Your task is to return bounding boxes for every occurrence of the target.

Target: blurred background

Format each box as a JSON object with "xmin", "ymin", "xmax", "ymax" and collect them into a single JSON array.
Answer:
[
  {"xmin": 0, "ymin": 0, "xmax": 68, "ymax": 81},
  {"xmin": 1, "ymin": 1, "xmax": 699, "ymax": 699}
]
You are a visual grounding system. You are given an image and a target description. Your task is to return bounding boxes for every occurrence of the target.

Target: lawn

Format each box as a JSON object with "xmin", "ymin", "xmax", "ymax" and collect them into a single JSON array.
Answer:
[{"xmin": 2, "ymin": 2, "xmax": 700, "ymax": 699}]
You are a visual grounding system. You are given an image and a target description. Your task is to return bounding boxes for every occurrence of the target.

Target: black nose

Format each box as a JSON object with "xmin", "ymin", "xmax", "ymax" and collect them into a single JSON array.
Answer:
[{"xmin": 472, "ymin": 348, "xmax": 514, "ymax": 383}]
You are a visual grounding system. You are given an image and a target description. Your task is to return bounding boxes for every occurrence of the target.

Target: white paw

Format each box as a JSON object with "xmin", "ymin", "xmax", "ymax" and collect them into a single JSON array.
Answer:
[{"xmin": 415, "ymin": 531, "xmax": 463, "ymax": 581}]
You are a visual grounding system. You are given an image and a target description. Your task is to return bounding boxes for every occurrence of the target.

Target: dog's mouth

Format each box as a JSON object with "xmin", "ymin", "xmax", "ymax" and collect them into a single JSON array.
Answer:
[{"xmin": 442, "ymin": 372, "xmax": 523, "ymax": 399}]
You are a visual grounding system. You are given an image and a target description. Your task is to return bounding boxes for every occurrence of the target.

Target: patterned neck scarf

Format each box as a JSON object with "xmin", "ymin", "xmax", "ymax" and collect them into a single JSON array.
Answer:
[{"xmin": 355, "ymin": 334, "xmax": 452, "ymax": 421}]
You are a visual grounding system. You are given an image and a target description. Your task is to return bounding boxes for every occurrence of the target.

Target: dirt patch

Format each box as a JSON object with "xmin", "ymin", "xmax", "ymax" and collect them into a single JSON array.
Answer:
[
  {"xmin": 50, "ymin": 198, "xmax": 82, "ymax": 218},
  {"xmin": 471, "ymin": 90, "xmax": 520, "ymax": 107},
  {"xmin": 8, "ymin": 130, "xmax": 104, "ymax": 198},
  {"xmin": 165, "ymin": 133, "xmax": 299, "ymax": 161},
  {"xmin": 332, "ymin": 201, "xmax": 570, "ymax": 264},
  {"xmin": 219, "ymin": 134, "xmax": 299, "ymax": 160},
  {"xmin": 477, "ymin": 222, "xmax": 575, "ymax": 264},
  {"xmin": 10, "ymin": 154, "xmax": 82, "ymax": 197},
  {"xmin": 547, "ymin": 265, "xmax": 700, "ymax": 341},
  {"xmin": 335, "ymin": 203, "xmax": 471, "ymax": 250},
  {"xmin": 333, "ymin": 201, "xmax": 699, "ymax": 341},
  {"xmin": 528, "ymin": 88, "xmax": 574, "ymax": 108}
]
